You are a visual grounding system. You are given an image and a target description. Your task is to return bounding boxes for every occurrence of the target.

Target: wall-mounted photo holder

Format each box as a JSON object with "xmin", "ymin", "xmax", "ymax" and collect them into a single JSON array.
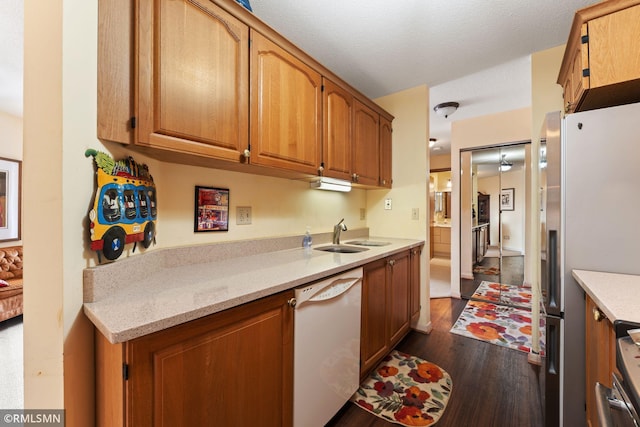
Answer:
[
  {"xmin": 0, "ymin": 158, "xmax": 21, "ymax": 242},
  {"xmin": 195, "ymin": 186, "xmax": 229, "ymax": 232}
]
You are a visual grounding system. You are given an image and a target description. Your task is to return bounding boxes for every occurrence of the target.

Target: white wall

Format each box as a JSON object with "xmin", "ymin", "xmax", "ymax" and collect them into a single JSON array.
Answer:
[{"xmin": 370, "ymin": 85, "xmax": 430, "ymax": 333}]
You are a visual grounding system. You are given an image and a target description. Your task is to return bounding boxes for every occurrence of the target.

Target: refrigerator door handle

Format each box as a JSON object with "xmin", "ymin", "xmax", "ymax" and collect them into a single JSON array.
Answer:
[{"xmin": 547, "ymin": 229, "xmax": 561, "ymax": 314}]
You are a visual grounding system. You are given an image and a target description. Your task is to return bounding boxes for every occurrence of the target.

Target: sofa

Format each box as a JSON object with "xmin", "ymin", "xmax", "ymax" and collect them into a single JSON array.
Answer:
[{"xmin": 0, "ymin": 246, "xmax": 23, "ymax": 322}]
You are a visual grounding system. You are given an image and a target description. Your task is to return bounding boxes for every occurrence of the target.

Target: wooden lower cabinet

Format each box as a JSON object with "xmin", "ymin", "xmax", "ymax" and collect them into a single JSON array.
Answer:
[
  {"xmin": 360, "ymin": 250, "xmax": 413, "ymax": 379},
  {"xmin": 585, "ymin": 294, "xmax": 616, "ymax": 427},
  {"xmin": 96, "ymin": 291, "xmax": 294, "ymax": 427}
]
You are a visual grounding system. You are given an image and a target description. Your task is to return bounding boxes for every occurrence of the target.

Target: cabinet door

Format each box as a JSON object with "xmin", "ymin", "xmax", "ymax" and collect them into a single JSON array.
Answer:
[
  {"xmin": 137, "ymin": 0, "xmax": 248, "ymax": 161},
  {"xmin": 379, "ymin": 117, "xmax": 392, "ymax": 188},
  {"xmin": 360, "ymin": 258, "xmax": 389, "ymax": 378},
  {"xmin": 322, "ymin": 78, "xmax": 353, "ymax": 181},
  {"xmin": 250, "ymin": 31, "xmax": 322, "ymax": 175},
  {"xmin": 126, "ymin": 292, "xmax": 293, "ymax": 427},
  {"xmin": 585, "ymin": 295, "xmax": 616, "ymax": 427},
  {"xmin": 388, "ymin": 251, "xmax": 411, "ymax": 347},
  {"xmin": 588, "ymin": 6, "xmax": 640, "ymax": 89},
  {"xmin": 352, "ymin": 100, "xmax": 380, "ymax": 186},
  {"xmin": 410, "ymin": 246, "xmax": 423, "ymax": 323}
]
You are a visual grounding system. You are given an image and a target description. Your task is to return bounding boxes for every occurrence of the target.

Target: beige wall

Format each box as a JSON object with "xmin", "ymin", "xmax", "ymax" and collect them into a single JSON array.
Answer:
[
  {"xmin": 0, "ymin": 111, "xmax": 23, "ymax": 249},
  {"xmin": 450, "ymin": 107, "xmax": 532, "ymax": 296},
  {"xmin": 22, "ymin": 3, "xmax": 428, "ymax": 423},
  {"xmin": 430, "ymin": 153, "xmax": 451, "ymax": 170},
  {"xmin": 370, "ymin": 85, "xmax": 430, "ymax": 332}
]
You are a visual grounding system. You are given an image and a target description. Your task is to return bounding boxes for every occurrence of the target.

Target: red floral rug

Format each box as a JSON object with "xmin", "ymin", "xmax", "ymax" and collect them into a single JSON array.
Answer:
[
  {"xmin": 450, "ymin": 299, "xmax": 545, "ymax": 355},
  {"xmin": 472, "ymin": 281, "xmax": 532, "ymax": 309},
  {"xmin": 351, "ymin": 350, "xmax": 452, "ymax": 426},
  {"xmin": 472, "ymin": 265, "xmax": 500, "ymax": 275}
]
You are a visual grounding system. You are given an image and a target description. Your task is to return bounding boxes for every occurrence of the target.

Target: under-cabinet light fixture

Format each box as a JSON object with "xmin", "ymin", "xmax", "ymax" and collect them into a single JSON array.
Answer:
[{"xmin": 310, "ymin": 177, "xmax": 352, "ymax": 192}]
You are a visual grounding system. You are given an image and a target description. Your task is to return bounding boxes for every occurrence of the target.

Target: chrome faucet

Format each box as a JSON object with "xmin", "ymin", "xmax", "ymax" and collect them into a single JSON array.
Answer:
[{"xmin": 333, "ymin": 218, "xmax": 347, "ymax": 244}]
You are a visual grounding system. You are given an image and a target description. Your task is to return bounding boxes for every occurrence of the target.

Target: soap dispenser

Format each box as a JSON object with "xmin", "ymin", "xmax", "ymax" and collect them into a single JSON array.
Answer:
[{"xmin": 302, "ymin": 227, "xmax": 313, "ymax": 248}]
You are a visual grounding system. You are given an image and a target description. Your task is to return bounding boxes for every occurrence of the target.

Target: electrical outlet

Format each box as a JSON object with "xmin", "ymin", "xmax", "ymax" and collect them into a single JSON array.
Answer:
[
  {"xmin": 384, "ymin": 198, "xmax": 392, "ymax": 210},
  {"xmin": 411, "ymin": 208, "xmax": 419, "ymax": 220},
  {"xmin": 237, "ymin": 206, "xmax": 252, "ymax": 225},
  {"xmin": 360, "ymin": 208, "xmax": 366, "ymax": 220}
]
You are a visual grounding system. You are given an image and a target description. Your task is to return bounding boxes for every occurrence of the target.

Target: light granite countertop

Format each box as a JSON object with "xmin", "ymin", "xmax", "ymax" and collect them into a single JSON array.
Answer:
[
  {"xmin": 83, "ymin": 233, "xmax": 424, "ymax": 344},
  {"xmin": 572, "ymin": 269, "xmax": 640, "ymax": 323}
]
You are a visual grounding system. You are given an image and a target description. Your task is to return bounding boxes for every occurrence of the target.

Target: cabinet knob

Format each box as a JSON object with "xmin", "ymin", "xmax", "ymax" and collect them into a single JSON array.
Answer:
[
  {"xmin": 592, "ymin": 306, "xmax": 606, "ymax": 322},
  {"xmin": 388, "ymin": 259, "xmax": 396, "ymax": 267},
  {"xmin": 382, "ymin": 179, "xmax": 387, "ymax": 185},
  {"xmin": 287, "ymin": 298, "xmax": 297, "ymax": 308},
  {"xmin": 352, "ymin": 173, "xmax": 359, "ymax": 182},
  {"xmin": 565, "ymin": 101, "xmax": 573, "ymax": 113},
  {"xmin": 318, "ymin": 165, "xmax": 324, "ymax": 174},
  {"xmin": 243, "ymin": 149, "xmax": 251, "ymax": 158}
]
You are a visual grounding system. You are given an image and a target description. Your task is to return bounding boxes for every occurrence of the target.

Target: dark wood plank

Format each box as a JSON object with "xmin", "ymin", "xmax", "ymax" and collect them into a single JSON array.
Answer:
[{"xmin": 327, "ymin": 298, "xmax": 544, "ymax": 427}]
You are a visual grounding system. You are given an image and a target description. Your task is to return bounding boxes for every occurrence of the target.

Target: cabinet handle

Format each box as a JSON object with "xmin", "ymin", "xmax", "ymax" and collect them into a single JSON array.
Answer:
[
  {"xmin": 565, "ymin": 101, "xmax": 573, "ymax": 113},
  {"xmin": 592, "ymin": 306, "xmax": 606, "ymax": 322},
  {"xmin": 352, "ymin": 173, "xmax": 358, "ymax": 182},
  {"xmin": 287, "ymin": 298, "xmax": 297, "ymax": 308},
  {"xmin": 243, "ymin": 149, "xmax": 251, "ymax": 158},
  {"xmin": 382, "ymin": 179, "xmax": 386, "ymax": 185},
  {"xmin": 318, "ymin": 165, "xmax": 324, "ymax": 174},
  {"xmin": 388, "ymin": 259, "xmax": 396, "ymax": 267}
]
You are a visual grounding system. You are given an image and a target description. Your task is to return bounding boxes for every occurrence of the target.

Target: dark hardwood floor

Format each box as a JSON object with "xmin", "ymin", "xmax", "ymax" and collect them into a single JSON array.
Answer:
[
  {"xmin": 327, "ymin": 298, "xmax": 544, "ymax": 427},
  {"xmin": 461, "ymin": 255, "xmax": 525, "ymax": 299}
]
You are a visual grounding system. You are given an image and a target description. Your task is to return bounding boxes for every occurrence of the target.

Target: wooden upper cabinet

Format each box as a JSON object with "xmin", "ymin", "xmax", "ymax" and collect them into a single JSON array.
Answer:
[
  {"xmin": 559, "ymin": 2, "xmax": 640, "ymax": 113},
  {"xmin": 250, "ymin": 31, "xmax": 322, "ymax": 175},
  {"xmin": 379, "ymin": 117, "xmax": 392, "ymax": 188},
  {"xmin": 322, "ymin": 78, "xmax": 353, "ymax": 181},
  {"xmin": 352, "ymin": 100, "xmax": 380, "ymax": 186},
  {"xmin": 136, "ymin": 0, "xmax": 249, "ymax": 161}
]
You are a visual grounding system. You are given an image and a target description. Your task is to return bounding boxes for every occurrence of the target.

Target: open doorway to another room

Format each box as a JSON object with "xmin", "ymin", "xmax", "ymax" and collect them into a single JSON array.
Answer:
[{"xmin": 429, "ymin": 169, "xmax": 452, "ymax": 298}]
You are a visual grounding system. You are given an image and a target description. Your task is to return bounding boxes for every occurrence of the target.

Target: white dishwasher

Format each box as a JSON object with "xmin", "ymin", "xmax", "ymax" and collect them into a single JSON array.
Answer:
[{"xmin": 293, "ymin": 267, "xmax": 363, "ymax": 427}]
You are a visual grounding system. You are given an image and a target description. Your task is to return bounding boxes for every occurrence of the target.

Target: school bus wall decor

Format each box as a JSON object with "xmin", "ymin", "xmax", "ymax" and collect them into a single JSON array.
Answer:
[{"xmin": 86, "ymin": 150, "xmax": 157, "ymax": 261}]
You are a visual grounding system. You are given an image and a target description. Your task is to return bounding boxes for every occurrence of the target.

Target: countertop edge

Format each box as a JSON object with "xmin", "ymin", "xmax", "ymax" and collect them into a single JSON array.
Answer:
[
  {"xmin": 572, "ymin": 269, "xmax": 640, "ymax": 323},
  {"xmin": 85, "ymin": 238, "xmax": 425, "ymax": 344}
]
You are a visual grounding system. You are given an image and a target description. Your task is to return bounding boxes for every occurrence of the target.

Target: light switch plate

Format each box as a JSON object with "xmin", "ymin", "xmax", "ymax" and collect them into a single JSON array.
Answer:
[
  {"xmin": 384, "ymin": 198, "xmax": 392, "ymax": 210},
  {"xmin": 411, "ymin": 208, "xmax": 419, "ymax": 220},
  {"xmin": 237, "ymin": 206, "xmax": 252, "ymax": 225}
]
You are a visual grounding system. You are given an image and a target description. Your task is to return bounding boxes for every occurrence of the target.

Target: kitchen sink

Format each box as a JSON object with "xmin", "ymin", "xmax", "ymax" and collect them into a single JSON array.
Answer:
[
  {"xmin": 347, "ymin": 240, "xmax": 391, "ymax": 246},
  {"xmin": 314, "ymin": 245, "xmax": 370, "ymax": 253}
]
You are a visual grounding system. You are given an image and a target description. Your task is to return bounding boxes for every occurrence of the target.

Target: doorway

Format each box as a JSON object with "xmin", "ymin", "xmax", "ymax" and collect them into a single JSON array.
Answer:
[
  {"xmin": 429, "ymin": 169, "xmax": 452, "ymax": 298},
  {"xmin": 459, "ymin": 142, "xmax": 531, "ymax": 306}
]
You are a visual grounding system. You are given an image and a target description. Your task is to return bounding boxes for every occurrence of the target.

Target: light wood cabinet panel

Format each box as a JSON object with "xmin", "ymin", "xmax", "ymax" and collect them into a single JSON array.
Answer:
[
  {"xmin": 322, "ymin": 78, "xmax": 353, "ymax": 181},
  {"xmin": 410, "ymin": 245, "xmax": 423, "ymax": 323},
  {"xmin": 388, "ymin": 251, "xmax": 411, "ymax": 347},
  {"xmin": 379, "ymin": 117, "xmax": 393, "ymax": 188},
  {"xmin": 360, "ymin": 259, "xmax": 389, "ymax": 378},
  {"xmin": 360, "ymin": 250, "xmax": 418, "ymax": 379},
  {"xmin": 250, "ymin": 31, "xmax": 322, "ymax": 175},
  {"xmin": 585, "ymin": 294, "xmax": 616, "ymax": 427},
  {"xmin": 559, "ymin": 1, "xmax": 640, "ymax": 113},
  {"xmin": 352, "ymin": 100, "xmax": 380, "ymax": 186},
  {"xmin": 96, "ymin": 291, "xmax": 294, "ymax": 427},
  {"xmin": 136, "ymin": 0, "xmax": 249, "ymax": 161}
]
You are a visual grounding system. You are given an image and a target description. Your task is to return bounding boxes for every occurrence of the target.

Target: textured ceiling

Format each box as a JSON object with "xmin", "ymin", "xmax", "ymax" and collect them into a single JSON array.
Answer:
[{"xmin": 2, "ymin": 0, "xmax": 595, "ymax": 138}]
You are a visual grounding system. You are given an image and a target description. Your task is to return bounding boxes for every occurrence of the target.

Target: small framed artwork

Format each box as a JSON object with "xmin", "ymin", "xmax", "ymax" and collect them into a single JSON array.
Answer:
[
  {"xmin": 0, "ymin": 158, "xmax": 21, "ymax": 242},
  {"xmin": 501, "ymin": 188, "xmax": 515, "ymax": 211},
  {"xmin": 195, "ymin": 186, "xmax": 229, "ymax": 232}
]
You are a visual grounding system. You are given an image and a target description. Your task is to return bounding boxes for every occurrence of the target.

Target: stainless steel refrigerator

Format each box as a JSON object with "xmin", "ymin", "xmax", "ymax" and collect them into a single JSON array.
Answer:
[{"xmin": 540, "ymin": 102, "xmax": 640, "ymax": 426}]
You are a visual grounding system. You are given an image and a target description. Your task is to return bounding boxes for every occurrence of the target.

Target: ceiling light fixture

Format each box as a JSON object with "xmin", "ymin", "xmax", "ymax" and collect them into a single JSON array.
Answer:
[
  {"xmin": 500, "ymin": 154, "xmax": 513, "ymax": 172},
  {"xmin": 433, "ymin": 102, "xmax": 459, "ymax": 118},
  {"xmin": 310, "ymin": 177, "xmax": 352, "ymax": 192}
]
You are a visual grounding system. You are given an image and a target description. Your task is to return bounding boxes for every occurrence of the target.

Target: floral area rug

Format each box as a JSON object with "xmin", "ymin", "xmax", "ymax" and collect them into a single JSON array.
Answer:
[
  {"xmin": 351, "ymin": 350, "xmax": 452, "ymax": 426},
  {"xmin": 472, "ymin": 265, "xmax": 500, "ymax": 275},
  {"xmin": 450, "ymin": 299, "xmax": 545, "ymax": 355},
  {"xmin": 471, "ymin": 281, "xmax": 532, "ymax": 309}
]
